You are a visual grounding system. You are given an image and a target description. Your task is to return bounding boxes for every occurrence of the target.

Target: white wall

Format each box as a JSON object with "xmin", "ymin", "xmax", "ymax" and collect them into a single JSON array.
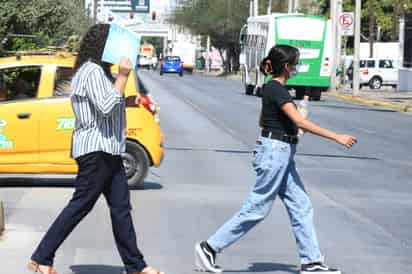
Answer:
[{"xmin": 360, "ymin": 42, "xmax": 400, "ymax": 59}]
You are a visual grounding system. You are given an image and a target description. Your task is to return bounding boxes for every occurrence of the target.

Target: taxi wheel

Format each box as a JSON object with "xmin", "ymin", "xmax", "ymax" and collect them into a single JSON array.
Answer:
[{"xmin": 122, "ymin": 141, "xmax": 150, "ymax": 188}]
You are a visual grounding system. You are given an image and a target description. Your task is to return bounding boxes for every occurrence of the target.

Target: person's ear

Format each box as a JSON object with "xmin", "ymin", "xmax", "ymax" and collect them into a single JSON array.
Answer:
[
  {"xmin": 284, "ymin": 63, "xmax": 291, "ymax": 73},
  {"xmin": 264, "ymin": 60, "xmax": 272, "ymax": 74}
]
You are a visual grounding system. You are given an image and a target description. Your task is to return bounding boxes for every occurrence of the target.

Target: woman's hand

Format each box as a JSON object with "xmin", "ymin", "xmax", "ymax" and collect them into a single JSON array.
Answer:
[
  {"xmin": 282, "ymin": 103, "xmax": 359, "ymax": 148},
  {"xmin": 119, "ymin": 57, "xmax": 132, "ymax": 77},
  {"xmin": 115, "ymin": 58, "xmax": 132, "ymax": 96},
  {"xmin": 335, "ymin": 134, "xmax": 357, "ymax": 148},
  {"xmin": 135, "ymin": 95, "xmax": 141, "ymax": 105}
]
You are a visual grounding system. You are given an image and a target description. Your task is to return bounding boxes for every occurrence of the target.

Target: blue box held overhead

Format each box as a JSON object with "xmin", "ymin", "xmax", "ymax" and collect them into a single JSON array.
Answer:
[{"xmin": 102, "ymin": 23, "xmax": 141, "ymax": 68}]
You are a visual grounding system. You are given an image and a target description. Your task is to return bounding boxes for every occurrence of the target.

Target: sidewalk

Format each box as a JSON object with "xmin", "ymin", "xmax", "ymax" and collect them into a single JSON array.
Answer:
[{"xmin": 327, "ymin": 86, "xmax": 412, "ymax": 112}]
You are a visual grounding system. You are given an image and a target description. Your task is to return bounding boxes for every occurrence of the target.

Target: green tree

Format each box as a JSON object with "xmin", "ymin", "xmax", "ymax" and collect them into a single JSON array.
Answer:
[
  {"xmin": 0, "ymin": 0, "xmax": 93, "ymax": 53},
  {"xmin": 318, "ymin": 0, "xmax": 412, "ymax": 42},
  {"xmin": 170, "ymin": 0, "xmax": 250, "ymax": 73},
  {"xmin": 170, "ymin": 0, "xmax": 330, "ymax": 73}
]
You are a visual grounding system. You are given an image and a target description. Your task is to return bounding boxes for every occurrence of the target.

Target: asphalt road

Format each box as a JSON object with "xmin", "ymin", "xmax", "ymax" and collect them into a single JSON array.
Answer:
[{"xmin": 0, "ymin": 70, "xmax": 411, "ymax": 274}]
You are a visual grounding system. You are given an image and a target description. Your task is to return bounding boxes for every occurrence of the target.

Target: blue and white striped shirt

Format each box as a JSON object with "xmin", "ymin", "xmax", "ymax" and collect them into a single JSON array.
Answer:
[{"xmin": 70, "ymin": 61, "xmax": 126, "ymax": 159}]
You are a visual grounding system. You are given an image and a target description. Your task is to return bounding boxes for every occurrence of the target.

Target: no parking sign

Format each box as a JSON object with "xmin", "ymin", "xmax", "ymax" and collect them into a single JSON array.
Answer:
[{"xmin": 339, "ymin": 12, "xmax": 354, "ymax": 36}]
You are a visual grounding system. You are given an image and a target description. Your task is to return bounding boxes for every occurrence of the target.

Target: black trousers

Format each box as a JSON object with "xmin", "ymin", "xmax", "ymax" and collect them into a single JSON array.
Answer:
[{"xmin": 31, "ymin": 151, "xmax": 147, "ymax": 274}]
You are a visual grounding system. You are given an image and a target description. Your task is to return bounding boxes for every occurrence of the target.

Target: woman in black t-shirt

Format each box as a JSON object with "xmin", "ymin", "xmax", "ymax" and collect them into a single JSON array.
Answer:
[{"xmin": 195, "ymin": 45, "xmax": 357, "ymax": 274}]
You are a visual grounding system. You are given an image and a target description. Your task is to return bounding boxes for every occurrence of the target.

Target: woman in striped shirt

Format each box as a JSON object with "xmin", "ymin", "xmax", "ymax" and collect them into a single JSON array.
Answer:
[{"xmin": 29, "ymin": 24, "xmax": 163, "ymax": 274}]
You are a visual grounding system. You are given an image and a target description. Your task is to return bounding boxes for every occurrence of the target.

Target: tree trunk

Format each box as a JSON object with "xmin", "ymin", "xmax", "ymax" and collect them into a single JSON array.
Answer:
[
  {"xmin": 369, "ymin": 0, "xmax": 375, "ymax": 58},
  {"xmin": 232, "ymin": 45, "xmax": 240, "ymax": 72},
  {"xmin": 218, "ymin": 48, "xmax": 228, "ymax": 74},
  {"xmin": 392, "ymin": 2, "xmax": 399, "ymax": 41}
]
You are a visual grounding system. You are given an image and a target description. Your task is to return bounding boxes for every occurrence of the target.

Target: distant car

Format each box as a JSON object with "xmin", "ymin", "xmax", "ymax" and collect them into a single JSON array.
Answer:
[
  {"xmin": 151, "ymin": 56, "xmax": 158, "ymax": 70},
  {"xmin": 347, "ymin": 58, "xmax": 399, "ymax": 89},
  {"xmin": 160, "ymin": 56, "xmax": 183, "ymax": 76},
  {"xmin": 0, "ymin": 53, "xmax": 164, "ymax": 188},
  {"xmin": 138, "ymin": 55, "xmax": 152, "ymax": 70}
]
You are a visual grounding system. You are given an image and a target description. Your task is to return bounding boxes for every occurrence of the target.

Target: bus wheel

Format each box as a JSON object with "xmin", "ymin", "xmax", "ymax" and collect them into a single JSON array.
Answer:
[
  {"xmin": 245, "ymin": 84, "xmax": 254, "ymax": 95},
  {"xmin": 310, "ymin": 88, "xmax": 322, "ymax": 101},
  {"xmin": 255, "ymin": 86, "xmax": 262, "ymax": 97},
  {"xmin": 295, "ymin": 88, "xmax": 305, "ymax": 100}
]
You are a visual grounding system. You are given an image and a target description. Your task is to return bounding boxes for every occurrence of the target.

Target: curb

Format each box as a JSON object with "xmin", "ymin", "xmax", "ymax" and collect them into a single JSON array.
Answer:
[
  {"xmin": 0, "ymin": 201, "xmax": 4, "ymax": 236},
  {"xmin": 326, "ymin": 93, "xmax": 412, "ymax": 112}
]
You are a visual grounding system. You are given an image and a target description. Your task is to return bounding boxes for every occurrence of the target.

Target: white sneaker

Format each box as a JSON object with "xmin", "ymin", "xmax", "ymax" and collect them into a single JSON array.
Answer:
[
  {"xmin": 301, "ymin": 262, "xmax": 341, "ymax": 274},
  {"xmin": 194, "ymin": 241, "xmax": 223, "ymax": 273}
]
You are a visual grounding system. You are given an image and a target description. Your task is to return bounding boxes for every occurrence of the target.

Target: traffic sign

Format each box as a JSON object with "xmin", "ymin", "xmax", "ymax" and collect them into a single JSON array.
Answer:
[
  {"xmin": 131, "ymin": 0, "xmax": 150, "ymax": 13},
  {"xmin": 339, "ymin": 12, "xmax": 354, "ymax": 36}
]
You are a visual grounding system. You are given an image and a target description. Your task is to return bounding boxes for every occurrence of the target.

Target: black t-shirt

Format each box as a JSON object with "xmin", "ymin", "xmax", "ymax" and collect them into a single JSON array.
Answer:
[{"xmin": 261, "ymin": 80, "xmax": 298, "ymax": 136}]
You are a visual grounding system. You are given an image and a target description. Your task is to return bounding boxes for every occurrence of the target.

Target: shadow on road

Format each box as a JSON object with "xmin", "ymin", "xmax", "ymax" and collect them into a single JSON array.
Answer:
[
  {"xmin": 165, "ymin": 146, "xmax": 251, "ymax": 154},
  {"xmin": 224, "ymin": 262, "xmax": 298, "ymax": 273},
  {"xmin": 0, "ymin": 178, "xmax": 74, "ymax": 188},
  {"xmin": 129, "ymin": 181, "xmax": 163, "ymax": 191},
  {"xmin": 313, "ymin": 104, "xmax": 397, "ymax": 112},
  {"xmin": 297, "ymin": 153, "xmax": 380, "ymax": 161},
  {"xmin": 70, "ymin": 264, "xmax": 123, "ymax": 274},
  {"xmin": 0, "ymin": 179, "xmax": 163, "ymax": 191},
  {"xmin": 165, "ymin": 146, "xmax": 379, "ymax": 161}
]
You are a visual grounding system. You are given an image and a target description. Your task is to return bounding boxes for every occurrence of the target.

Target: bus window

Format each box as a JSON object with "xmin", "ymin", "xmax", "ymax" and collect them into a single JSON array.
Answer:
[
  {"xmin": 246, "ymin": 35, "xmax": 252, "ymax": 48},
  {"xmin": 239, "ymin": 25, "xmax": 247, "ymax": 46},
  {"xmin": 277, "ymin": 17, "xmax": 325, "ymax": 42}
]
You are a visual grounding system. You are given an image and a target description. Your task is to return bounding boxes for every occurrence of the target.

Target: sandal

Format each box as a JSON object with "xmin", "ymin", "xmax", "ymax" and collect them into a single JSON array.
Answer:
[
  {"xmin": 138, "ymin": 266, "xmax": 164, "ymax": 274},
  {"xmin": 28, "ymin": 261, "xmax": 58, "ymax": 274}
]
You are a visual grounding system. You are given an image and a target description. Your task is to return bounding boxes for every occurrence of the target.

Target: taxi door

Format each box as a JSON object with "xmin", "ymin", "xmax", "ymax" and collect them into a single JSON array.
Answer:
[
  {"xmin": 38, "ymin": 66, "xmax": 77, "ymax": 173},
  {"xmin": 0, "ymin": 66, "xmax": 42, "ymax": 172}
]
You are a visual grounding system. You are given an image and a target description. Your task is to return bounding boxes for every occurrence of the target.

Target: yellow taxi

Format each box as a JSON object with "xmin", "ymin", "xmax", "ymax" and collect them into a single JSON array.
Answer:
[{"xmin": 0, "ymin": 53, "xmax": 163, "ymax": 187}]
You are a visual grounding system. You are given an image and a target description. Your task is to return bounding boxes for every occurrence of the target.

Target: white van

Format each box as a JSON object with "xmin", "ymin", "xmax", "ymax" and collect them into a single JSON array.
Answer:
[
  {"xmin": 171, "ymin": 41, "xmax": 196, "ymax": 73},
  {"xmin": 347, "ymin": 58, "xmax": 399, "ymax": 89}
]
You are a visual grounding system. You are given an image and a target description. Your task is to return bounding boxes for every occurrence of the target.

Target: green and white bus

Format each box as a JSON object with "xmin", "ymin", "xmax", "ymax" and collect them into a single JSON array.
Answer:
[{"xmin": 239, "ymin": 13, "xmax": 332, "ymax": 100}]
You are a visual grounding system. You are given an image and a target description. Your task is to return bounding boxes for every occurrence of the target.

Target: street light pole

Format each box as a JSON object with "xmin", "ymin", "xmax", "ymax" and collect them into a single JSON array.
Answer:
[
  {"xmin": 330, "ymin": 0, "xmax": 338, "ymax": 93},
  {"xmin": 353, "ymin": 0, "xmax": 361, "ymax": 96},
  {"xmin": 94, "ymin": 0, "xmax": 98, "ymax": 22},
  {"xmin": 250, "ymin": 0, "xmax": 253, "ymax": 17},
  {"xmin": 254, "ymin": 0, "xmax": 259, "ymax": 16},
  {"xmin": 288, "ymin": 0, "xmax": 293, "ymax": 13},
  {"xmin": 336, "ymin": 0, "xmax": 343, "ymax": 87},
  {"xmin": 293, "ymin": 0, "xmax": 299, "ymax": 13}
]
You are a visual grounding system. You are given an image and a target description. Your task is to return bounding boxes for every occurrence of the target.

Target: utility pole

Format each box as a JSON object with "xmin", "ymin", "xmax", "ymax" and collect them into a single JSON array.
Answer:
[
  {"xmin": 336, "ymin": 0, "xmax": 343, "ymax": 86},
  {"xmin": 254, "ymin": 0, "xmax": 259, "ymax": 17},
  {"xmin": 0, "ymin": 201, "xmax": 4, "ymax": 236},
  {"xmin": 288, "ymin": 0, "xmax": 293, "ymax": 13},
  {"xmin": 267, "ymin": 0, "xmax": 272, "ymax": 15},
  {"xmin": 100, "ymin": 0, "xmax": 105, "ymax": 22},
  {"xmin": 330, "ymin": 0, "xmax": 338, "ymax": 92},
  {"xmin": 369, "ymin": 0, "xmax": 375, "ymax": 58},
  {"xmin": 250, "ymin": 0, "xmax": 254, "ymax": 17},
  {"xmin": 293, "ymin": 0, "xmax": 299, "ymax": 13},
  {"xmin": 353, "ymin": 0, "xmax": 361, "ymax": 96},
  {"xmin": 94, "ymin": 0, "xmax": 98, "ymax": 22}
]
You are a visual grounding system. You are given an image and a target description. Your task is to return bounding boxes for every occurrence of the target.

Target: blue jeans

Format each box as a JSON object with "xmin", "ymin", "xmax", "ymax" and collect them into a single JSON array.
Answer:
[{"xmin": 207, "ymin": 137, "xmax": 323, "ymax": 264}]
